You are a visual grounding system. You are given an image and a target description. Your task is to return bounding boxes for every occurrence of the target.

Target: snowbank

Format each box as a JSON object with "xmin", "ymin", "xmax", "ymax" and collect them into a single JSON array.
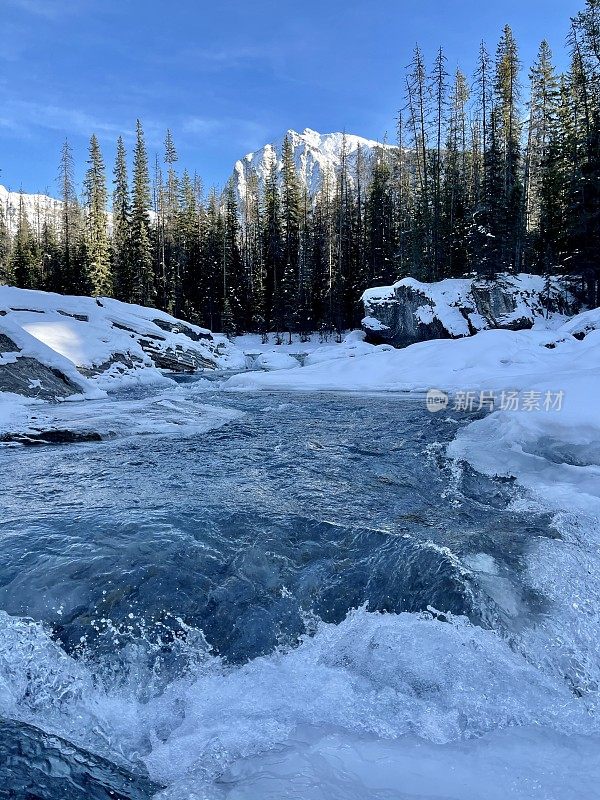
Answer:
[
  {"xmin": 448, "ymin": 367, "xmax": 600, "ymax": 516},
  {"xmin": 225, "ymin": 322, "xmax": 599, "ymax": 395}
]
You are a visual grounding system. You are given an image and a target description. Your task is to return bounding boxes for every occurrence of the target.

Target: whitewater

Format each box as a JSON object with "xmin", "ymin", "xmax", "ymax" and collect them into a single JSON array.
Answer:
[{"xmin": 0, "ymin": 379, "xmax": 599, "ymax": 799}]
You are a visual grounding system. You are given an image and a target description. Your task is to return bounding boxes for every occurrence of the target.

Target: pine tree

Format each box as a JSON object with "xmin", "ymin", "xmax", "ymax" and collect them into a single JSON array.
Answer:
[
  {"xmin": 566, "ymin": 2, "xmax": 600, "ymax": 304},
  {"xmin": 0, "ymin": 196, "xmax": 11, "ymax": 285},
  {"xmin": 163, "ymin": 129, "xmax": 181, "ymax": 314},
  {"xmin": 178, "ymin": 169, "xmax": 203, "ymax": 323},
  {"xmin": 243, "ymin": 169, "xmax": 267, "ymax": 334},
  {"xmin": 280, "ymin": 134, "xmax": 302, "ymax": 336},
  {"xmin": 39, "ymin": 220, "xmax": 61, "ymax": 292},
  {"xmin": 262, "ymin": 151, "xmax": 284, "ymax": 331},
  {"xmin": 222, "ymin": 178, "xmax": 246, "ymax": 333},
  {"xmin": 200, "ymin": 190, "xmax": 223, "ymax": 330},
  {"xmin": 130, "ymin": 120, "xmax": 155, "ymax": 306},
  {"xmin": 494, "ymin": 25, "xmax": 524, "ymax": 271},
  {"xmin": 524, "ymin": 41, "xmax": 560, "ymax": 269},
  {"xmin": 406, "ymin": 45, "xmax": 432, "ymax": 276},
  {"xmin": 366, "ymin": 145, "xmax": 395, "ymax": 285},
  {"xmin": 443, "ymin": 68, "xmax": 472, "ymax": 277},
  {"xmin": 83, "ymin": 134, "xmax": 112, "ymax": 296},
  {"xmin": 430, "ymin": 47, "xmax": 449, "ymax": 279}
]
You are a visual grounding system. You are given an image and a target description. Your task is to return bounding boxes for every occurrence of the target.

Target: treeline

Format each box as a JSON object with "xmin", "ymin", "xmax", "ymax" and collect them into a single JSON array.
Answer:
[{"xmin": 0, "ymin": 0, "xmax": 599, "ymax": 335}]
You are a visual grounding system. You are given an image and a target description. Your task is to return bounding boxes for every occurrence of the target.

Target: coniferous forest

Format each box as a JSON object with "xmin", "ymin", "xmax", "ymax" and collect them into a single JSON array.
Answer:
[{"xmin": 1, "ymin": 1, "xmax": 599, "ymax": 337}]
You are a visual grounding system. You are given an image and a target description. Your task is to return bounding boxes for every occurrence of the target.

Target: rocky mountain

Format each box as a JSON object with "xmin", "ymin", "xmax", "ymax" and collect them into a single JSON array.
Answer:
[{"xmin": 234, "ymin": 128, "xmax": 391, "ymax": 204}]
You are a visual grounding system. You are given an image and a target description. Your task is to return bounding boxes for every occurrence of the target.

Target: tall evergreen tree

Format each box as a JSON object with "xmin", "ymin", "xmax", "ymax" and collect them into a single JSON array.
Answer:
[
  {"xmin": 58, "ymin": 139, "xmax": 87, "ymax": 294},
  {"xmin": 524, "ymin": 41, "xmax": 560, "ymax": 269},
  {"xmin": 280, "ymin": 134, "xmax": 302, "ymax": 336},
  {"xmin": 11, "ymin": 194, "xmax": 39, "ymax": 289},
  {"xmin": 130, "ymin": 120, "xmax": 155, "ymax": 306},
  {"xmin": 83, "ymin": 134, "xmax": 112, "ymax": 296},
  {"xmin": 262, "ymin": 152, "xmax": 284, "ymax": 331},
  {"xmin": 222, "ymin": 178, "xmax": 246, "ymax": 332},
  {"xmin": 494, "ymin": 25, "xmax": 524, "ymax": 270},
  {"xmin": 0, "ymin": 197, "xmax": 11, "ymax": 285},
  {"xmin": 112, "ymin": 136, "xmax": 132, "ymax": 301}
]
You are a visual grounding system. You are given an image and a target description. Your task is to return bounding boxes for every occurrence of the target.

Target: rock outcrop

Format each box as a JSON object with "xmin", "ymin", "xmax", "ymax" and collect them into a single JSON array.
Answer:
[
  {"xmin": 0, "ymin": 316, "xmax": 93, "ymax": 400},
  {"xmin": 0, "ymin": 286, "xmax": 244, "ymax": 393},
  {"xmin": 362, "ymin": 274, "xmax": 579, "ymax": 348}
]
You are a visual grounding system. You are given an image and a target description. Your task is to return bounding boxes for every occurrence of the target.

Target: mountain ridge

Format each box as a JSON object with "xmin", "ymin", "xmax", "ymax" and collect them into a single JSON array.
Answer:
[{"xmin": 1, "ymin": 128, "xmax": 390, "ymax": 231}]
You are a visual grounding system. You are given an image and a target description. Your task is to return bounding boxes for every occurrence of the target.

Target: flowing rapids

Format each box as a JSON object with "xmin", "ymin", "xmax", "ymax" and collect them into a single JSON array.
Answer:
[{"xmin": 0, "ymin": 382, "xmax": 598, "ymax": 798}]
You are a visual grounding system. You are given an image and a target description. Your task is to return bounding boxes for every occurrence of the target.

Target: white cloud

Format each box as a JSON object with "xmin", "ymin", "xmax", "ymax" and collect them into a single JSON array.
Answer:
[{"xmin": 0, "ymin": 99, "xmax": 129, "ymax": 140}]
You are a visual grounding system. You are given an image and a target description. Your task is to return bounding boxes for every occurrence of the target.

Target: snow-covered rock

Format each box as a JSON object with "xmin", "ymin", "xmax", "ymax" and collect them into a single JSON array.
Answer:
[
  {"xmin": 558, "ymin": 306, "xmax": 600, "ymax": 340},
  {"xmin": 0, "ymin": 313, "xmax": 96, "ymax": 401},
  {"xmin": 0, "ymin": 286, "xmax": 244, "ymax": 393},
  {"xmin": 362, "ymin": 274, "xmax": 579, "ymax": 348}
]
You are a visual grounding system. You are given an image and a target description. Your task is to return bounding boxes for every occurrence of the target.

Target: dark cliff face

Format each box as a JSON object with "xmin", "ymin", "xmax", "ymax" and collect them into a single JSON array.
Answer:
[
  {"xmin": 362, "ymin": 275, "xmax": 579, "ymax": 348},
  {"xmin": 362, "ymin": 286, "xmax": 455, "ymax": 347}
]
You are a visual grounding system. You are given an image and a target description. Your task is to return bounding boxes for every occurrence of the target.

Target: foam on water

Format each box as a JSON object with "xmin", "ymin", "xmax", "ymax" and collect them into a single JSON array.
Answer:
[{"xmin": 0, "ymin": 606, "xmax": 598, "ymax": 798}]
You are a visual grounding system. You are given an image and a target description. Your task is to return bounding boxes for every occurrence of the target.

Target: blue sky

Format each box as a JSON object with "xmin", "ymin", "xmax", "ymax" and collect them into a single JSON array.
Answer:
[{"xmin": 0, "ymin": 0, "xmax": 584, "ymax": 195}]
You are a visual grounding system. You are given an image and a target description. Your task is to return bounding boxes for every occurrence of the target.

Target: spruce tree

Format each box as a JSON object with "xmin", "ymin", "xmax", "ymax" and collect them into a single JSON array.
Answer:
[
  {"xmin": 280, "ymin": 134, "xmax": 302, "ymax": 336},
  {"xmin": 262, "ymin": 151, "xmax": 284, "ymax": 331},
  {"xmin": 130, "ymin": 120, "xmax": 155, "ymax": 306},
  {"xmin": 163, "ymin": 129, "xmax": 180, "ymax": 314},
  {"xmin": 112, "ymin": 136, "xmax": 132, "ymax": 301},
  {"xmin": 524, "ymin": 41, "xmax": 560, "ymax": 269},
  {"xmin": 11, "ymin": 194, "xmax": 39, "ymax": 289},
  {"xmin": 200, "ymin": 190, "xmax": 223, "ymax": 330},
  {"xmin": 494, "ymin": 25, "xmax": 524, "ymax": 271},
  {"xmin": 58, "ymin": 139, "xmax": 87, "ymax": 294},
  {"xmin": 222, "ymin": 178, "xmax": 246, "ymax": 333},
  {"xmin": 0, "ymin": 197, "xmax": 11, "ymax": 285},
  {"xmin": 84, "ymin": 134, "xmax": 112, "ymax": 296}
]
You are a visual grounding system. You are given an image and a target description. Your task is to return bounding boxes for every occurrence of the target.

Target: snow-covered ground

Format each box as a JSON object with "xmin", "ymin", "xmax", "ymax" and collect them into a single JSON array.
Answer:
[{"xmin": 228, "ymin": 322, "xmax": 599, "ymax": 395}]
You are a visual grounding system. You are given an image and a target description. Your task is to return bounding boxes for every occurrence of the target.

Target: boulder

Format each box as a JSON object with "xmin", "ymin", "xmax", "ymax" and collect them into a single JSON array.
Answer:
[
  {"xmin": 0, "ymin": 716, "xmax": 160, "ymax": 800},
  {"xmin": 362, "ymin": 274, "xmax": 579, "ymax": 348},
  {"xmin": 0, "ymin": 316, "xmax": 94, "ymax": 400}
]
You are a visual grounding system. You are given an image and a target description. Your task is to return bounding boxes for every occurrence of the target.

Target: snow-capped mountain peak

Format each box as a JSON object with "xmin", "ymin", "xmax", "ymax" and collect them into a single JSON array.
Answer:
[
  {"xmin": 0, "ymin": 184, "xmax": 61, "ymax": 236},
  {"xmin": 233, "ymin": 128, "xmax": 390, "ymax": 205},
  {"xmin": 1, "ymin": 129, "xmax": 392, "ymax": 231}
]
